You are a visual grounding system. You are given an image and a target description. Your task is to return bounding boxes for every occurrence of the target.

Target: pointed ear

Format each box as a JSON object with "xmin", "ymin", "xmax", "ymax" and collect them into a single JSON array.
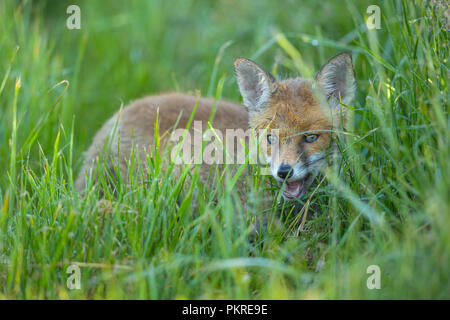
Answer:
[
  {"xmin": 234, "ymin": 58, "xmax": 277, "ymax": 113},
  {"xmin": 315, "ymin": 53, "xmax": 356, "ymax": 110}
]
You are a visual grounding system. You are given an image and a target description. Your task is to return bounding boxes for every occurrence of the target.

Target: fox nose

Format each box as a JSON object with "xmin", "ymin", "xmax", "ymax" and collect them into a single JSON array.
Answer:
[{"xmin": 277, "ymin": 164, "xmax": 293, "ymax": 179}]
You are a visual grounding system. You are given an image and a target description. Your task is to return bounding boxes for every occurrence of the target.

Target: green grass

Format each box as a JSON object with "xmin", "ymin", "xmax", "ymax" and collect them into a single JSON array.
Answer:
[{"xmin": 0, "ymin": 0, "xmax": 449, "ymax": 299}]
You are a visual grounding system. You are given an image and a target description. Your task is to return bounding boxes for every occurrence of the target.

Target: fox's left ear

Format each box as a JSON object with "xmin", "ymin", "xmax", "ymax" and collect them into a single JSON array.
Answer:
[{"xmin": 315, "ymin": 52, "xmax": 356, "ymax": 110}]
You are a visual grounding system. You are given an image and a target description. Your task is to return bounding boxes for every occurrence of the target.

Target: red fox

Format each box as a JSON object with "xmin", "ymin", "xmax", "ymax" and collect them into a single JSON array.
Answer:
[{"xmin": 75, "ymin": 53, "xmax": 355, "ymax": 203}]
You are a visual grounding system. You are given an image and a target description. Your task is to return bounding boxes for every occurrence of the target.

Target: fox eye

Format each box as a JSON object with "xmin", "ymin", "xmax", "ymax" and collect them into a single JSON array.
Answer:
[
  {"xmin": 305, "ymin": 134, "xmax": 319, "ymax": 143},
  {"xmin": 267, "ymin": 134, "xmax": 277, "ymax": 144}
]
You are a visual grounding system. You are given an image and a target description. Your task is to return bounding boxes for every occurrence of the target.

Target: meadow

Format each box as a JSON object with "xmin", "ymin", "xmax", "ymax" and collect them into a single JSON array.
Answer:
[{"xmin": 0, "ymin": 0, "xmax": 448, "ymax": 299}]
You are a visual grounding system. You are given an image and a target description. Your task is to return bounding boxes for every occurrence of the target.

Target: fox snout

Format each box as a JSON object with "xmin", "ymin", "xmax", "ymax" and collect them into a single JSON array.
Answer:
[
  {"xmin": 265, "ymin": 134, "xmax": 326, "ymax": 199},
  {"xmin": 273, "ymin": 159, "xmax": 319, "ymax": 183},
  {"xmin": 271, "ymin": 154, "xmax": 322, "ymax": 200}
]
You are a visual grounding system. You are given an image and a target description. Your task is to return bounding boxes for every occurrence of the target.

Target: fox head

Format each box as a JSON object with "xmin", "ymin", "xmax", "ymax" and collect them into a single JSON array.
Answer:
[{"xmin": 234, "ymin": 53, "xmax": 355, "ymax": 200}]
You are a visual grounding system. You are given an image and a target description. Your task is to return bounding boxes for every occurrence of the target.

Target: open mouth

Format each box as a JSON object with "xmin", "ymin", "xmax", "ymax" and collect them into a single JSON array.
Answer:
[{"xmin": 282, "ymin": 174, "xmax": 311, "ymax": 200}]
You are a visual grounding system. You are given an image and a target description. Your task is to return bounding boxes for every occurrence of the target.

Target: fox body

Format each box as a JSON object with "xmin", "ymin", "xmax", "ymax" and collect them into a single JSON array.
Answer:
[
  {"xmin": 76, "ymin": 53, "xmax": 355, "ymax": 202},
  {"xmin": 74, "ymin": 93, "xmax": 249, "ymax": 192}
]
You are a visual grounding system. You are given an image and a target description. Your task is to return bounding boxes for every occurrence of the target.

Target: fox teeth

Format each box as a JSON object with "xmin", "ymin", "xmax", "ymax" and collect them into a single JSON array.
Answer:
[{"xmin": 283, "ymin": 180, "xmax": 304, "ymax": 198}]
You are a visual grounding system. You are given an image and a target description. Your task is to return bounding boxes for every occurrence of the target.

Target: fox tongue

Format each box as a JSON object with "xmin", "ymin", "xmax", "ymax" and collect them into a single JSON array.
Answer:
[{"xmin": 284, "ymin": 181, "xmax": 303, "ymax": 198}]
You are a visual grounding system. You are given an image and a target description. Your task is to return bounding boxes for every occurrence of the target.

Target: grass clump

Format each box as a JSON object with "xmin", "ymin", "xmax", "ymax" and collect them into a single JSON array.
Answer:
[{"xmin": 0, "ymin": 0, "xmax": 448, "ymax": 299}]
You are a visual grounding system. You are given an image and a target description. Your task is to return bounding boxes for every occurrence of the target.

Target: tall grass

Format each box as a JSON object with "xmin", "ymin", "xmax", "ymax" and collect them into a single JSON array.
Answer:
[{"xmin": 0, "ymin": 0, "xmax": 448, "ymax": 299}]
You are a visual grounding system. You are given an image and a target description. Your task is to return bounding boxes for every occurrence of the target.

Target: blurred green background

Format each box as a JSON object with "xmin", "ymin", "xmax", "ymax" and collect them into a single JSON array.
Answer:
[{"xmin": 0, "ymin": 0, "xmax": 448, "ymax": 299}]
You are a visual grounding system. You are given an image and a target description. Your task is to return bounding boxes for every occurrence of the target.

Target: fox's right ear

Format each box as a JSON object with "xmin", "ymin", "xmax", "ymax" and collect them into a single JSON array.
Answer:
[{"xmin": 234, "ymin": 58, "xmax": 277, "ymax": 113}]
